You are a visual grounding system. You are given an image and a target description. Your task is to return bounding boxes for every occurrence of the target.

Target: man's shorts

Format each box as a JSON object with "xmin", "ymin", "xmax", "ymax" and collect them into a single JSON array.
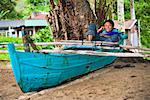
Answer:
[{"xmin": 85, "ymin": 30, "xmax": 96, "ymax": 36}]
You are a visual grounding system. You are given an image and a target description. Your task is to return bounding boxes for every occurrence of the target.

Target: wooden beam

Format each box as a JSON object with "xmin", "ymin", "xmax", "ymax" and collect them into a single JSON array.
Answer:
[
  {"xmin": 120, "ymin": 45, "xmax": 150, "ymax": 51},
  {"xmin": 0, "ymin": 50, "xmax": 24, "ymax": 54},
  {"xmin": 138, "ymin": 20, "xmax": 141, "ymax": 47},
  {"xmin": 60, "ymin": 40, "xmax": 119, "ymax": 45},
  {"xmin": 0, "ymin": 41, "xmax": 119, "ymax": 47},
  {"xmin": 1, "ymin": 41, "xmax": 149, "ymax": 52},
  {"xmin": 37, "ymin": 50, "xmax": 148, "ymax": 58}
]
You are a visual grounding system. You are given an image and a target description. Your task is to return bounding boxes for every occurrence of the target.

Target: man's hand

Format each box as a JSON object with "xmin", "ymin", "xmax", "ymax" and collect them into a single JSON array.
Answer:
[{"xmin": 97, "ymin": 26, "xmax": 104, "ymax": 33}]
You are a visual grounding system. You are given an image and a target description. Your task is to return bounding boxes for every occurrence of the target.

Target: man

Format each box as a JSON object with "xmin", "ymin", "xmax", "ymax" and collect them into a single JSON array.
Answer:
[
  {"xmin": 86, "ymin": 20, "xmax": 121, "ymax": 42},
  {"xmin": 21, "ymin": 26, "xmax": 38, "ymax": 52}
]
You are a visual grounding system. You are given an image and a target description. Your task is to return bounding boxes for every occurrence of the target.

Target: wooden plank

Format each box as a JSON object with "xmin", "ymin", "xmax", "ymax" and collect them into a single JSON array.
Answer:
[
  {"xmin": 37, "ymin": 50, "xmax": 147, "ymax": 57},
  {"xmin": 0, "ymin": 40, "xmax": 118, "ymax": 46},
  {"xmin": 0, "ymin": 50, "xmax": 24, "ymax": 54},
  {"xmin": 0, "ymin": 44, "xmax": 23, "ymax": 48},
  {"xmin": 0, "ymin": 50, "xmax": 8, "ymax": 54},
  {"xmin": 120, "ymin": 45, "xmax": 150, "ymax": 51},
  {"xmin": 60, "ymin": 40, "xmax": 119, "ymax": 45},
  {"xmin": 0, "ymin": 41, "xmax": 119, "ymax": 48}
]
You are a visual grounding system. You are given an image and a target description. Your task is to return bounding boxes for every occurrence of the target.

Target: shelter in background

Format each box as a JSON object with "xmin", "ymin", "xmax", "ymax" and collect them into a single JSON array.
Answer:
[
  {"xmin": 114, "ymin": 20, "xmax": 140, "ymax": 46},
  {"xmin": 0, "ymin": 12, "xmax": 48, "ymax": 38}
]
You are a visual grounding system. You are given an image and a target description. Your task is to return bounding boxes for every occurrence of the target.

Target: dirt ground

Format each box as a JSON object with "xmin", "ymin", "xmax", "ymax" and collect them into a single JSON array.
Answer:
[{"xmin": 0, "ymin": 58, "xmax": 150, "ymax": 100}]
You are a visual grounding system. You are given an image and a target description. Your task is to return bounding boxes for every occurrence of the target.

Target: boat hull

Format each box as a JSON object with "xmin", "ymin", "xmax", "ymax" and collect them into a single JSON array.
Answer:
[{"xmin": 8, "ymin": 43, "xmax": 117, "ymax": 92}]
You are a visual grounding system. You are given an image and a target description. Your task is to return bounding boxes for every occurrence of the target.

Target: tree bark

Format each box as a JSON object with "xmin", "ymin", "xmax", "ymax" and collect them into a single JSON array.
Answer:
[
  {"xmin": 117, "ymin": 0, "xmax": 125, "ymax": 32},
  {"xmin": 58, "ymin": 0, "xmax": 68, "ymax": 40}
]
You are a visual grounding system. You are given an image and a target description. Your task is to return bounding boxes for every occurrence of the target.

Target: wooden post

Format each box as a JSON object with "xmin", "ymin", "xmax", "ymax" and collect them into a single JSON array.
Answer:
[
  {"xmin": 130, "ymin": 0, "xmax": 136, "ymax": 20},
  {"xmin": 117, "ymin": 0, "xmax": 125, "ymax": 33},
  {"xmin": 138, "ymin": 20, "xmax": 141, "ymax": 47}
]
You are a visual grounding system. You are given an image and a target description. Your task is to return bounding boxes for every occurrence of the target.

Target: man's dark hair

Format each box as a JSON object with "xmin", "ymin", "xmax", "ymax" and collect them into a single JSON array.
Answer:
[
  {"xmin": 20, "ymin": 25, "xmax": 26, "ymax": 30},
  {"xmin": 103, "ymin": 19, "xmax": 114, "ymax": 27}
]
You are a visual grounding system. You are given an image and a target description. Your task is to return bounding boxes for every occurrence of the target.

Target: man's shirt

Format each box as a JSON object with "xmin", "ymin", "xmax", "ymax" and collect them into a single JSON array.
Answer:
[{"xmin": 101, "ymin": 28, "xmax": 119, "ymax": 36}]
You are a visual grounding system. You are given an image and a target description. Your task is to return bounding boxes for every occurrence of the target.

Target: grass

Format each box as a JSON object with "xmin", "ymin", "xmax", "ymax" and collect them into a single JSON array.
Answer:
[
  {"xmin": 146, "ymin": 57, "xmax": 150, "ymax": 60},
  {"xmin": 143, "ymin": 51, "xmax": 150, "ymax": 60},
  {"xmin": 0, "ymin": 54, "xmax": 10, "ymax": 61}
]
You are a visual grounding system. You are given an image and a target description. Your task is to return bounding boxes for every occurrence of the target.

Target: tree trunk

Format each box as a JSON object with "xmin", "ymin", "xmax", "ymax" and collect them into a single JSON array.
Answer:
[
  {"xmin": 48, "ymin": 0, "xmax": 96, "ymax": 40},
  {"xmin": 130, "ymin": 0, "xmax": 136, "ymax": 19},
  {"xmin": 117, "ymin": 0, "xmax": 125, "ymax": 32}
]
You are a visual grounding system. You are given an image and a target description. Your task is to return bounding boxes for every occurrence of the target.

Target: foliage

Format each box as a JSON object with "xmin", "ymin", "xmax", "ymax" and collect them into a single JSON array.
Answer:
[
  {"xmin": 0, "ymin": 0, "xmax": 50, "ymax": 19},
  {"xmin": 0, "ymin": 0, "xmax": 22, "ymax": 19},
  {"xmin": 0, "ymin": 10, "xmax": 9, "ymax": 19},
  {"xmin": 135, "ymin": 1, "xmax": 150, "ymax": 48},
  {"xmin": 18, "ymin": 0, "xmax": 50, "ymax": 18},
  {"xmin": 0, "ymin": 36, "xmax": 22, "ymax": 44},
  {"xmin": 32, "ymin": 26, "xmax": 54, "ymax": 49},
  {"xmin": 26, "ymin": 0, "xmax": 49, "ymax": 11}
]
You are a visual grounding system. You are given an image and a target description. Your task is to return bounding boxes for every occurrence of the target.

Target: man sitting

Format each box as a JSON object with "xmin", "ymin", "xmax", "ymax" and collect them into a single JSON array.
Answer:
[{"xmin": 86, "ymin": 20, "xmax": 121, "ymax": 42}]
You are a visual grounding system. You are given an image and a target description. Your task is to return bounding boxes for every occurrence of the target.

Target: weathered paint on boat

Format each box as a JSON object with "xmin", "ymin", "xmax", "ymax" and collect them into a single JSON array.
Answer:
[{"xmin": 8, "ymin": 43, "xmax": 117, "ymax": 93}]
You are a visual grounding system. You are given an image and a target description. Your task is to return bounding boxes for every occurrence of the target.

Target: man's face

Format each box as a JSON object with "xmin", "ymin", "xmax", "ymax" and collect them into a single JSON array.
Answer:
[{"xmin": 104, "ymin": 22, "xmax": 113, "ymax": 32}]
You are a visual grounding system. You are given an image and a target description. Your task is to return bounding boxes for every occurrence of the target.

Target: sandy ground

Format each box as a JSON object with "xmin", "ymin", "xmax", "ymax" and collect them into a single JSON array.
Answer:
[{"xmin": 0, "ymin": 58, "xmax": 150, "ymax": 100}]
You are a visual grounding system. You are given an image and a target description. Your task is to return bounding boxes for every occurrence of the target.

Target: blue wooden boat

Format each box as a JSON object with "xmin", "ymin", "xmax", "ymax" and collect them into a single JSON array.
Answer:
[{"xmin": 8, "ymin": 42, "xmax": 123, "ymax": 93}]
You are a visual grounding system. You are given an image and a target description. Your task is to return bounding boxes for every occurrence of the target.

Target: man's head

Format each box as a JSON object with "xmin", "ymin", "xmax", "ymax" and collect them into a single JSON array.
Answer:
[
  {"xmin": 21, "ymin": 25, "xmax": 25, "ymax": 30},
  {"xmin": 103, "ymin": 20, "xmax": 114, "ymax": 32}
]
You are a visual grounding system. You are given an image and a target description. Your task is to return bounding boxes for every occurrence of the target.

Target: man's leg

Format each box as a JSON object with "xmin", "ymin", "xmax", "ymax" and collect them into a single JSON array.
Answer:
[
  {"xmin": 86, "ymin": 23, "xmax": 97, "ymax": 41},
  {"xmin": 24, "ymin": 43, "xmax": 30, "ymax": 52},
  {"xmin": 87, "ymin": 35, "xmax": 93, "ymax": 41},
  {"xmin": 27, "ymin": 36, "xmax": 38, "ymax": 50}
]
